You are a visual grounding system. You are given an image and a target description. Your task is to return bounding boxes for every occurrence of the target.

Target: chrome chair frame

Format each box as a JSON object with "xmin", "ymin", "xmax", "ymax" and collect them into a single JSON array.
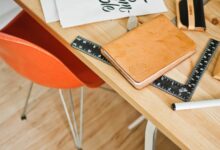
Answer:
[{"xmin": 21, "ymin": 82, "xmax": 84, "ymax": 150}]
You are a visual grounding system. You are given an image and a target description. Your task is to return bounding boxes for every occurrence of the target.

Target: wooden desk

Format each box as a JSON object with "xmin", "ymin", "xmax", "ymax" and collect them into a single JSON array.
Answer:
[{"xmin": 15, "ymin": 0, "xmax": 220, "ymax": 149}]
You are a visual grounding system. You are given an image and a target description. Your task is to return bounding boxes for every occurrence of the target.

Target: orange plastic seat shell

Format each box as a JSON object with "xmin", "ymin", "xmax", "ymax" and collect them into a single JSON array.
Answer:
[
  {"xmin": 0, "ymin": 11, "xmax": 103, "ymax": 89},
  {"xmin": 0, "ymin": 32, "xmax": 84, "ymax": 89}
]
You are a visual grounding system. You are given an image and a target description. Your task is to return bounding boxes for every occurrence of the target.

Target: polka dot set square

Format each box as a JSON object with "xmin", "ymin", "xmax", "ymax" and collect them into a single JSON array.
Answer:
[{"xmin": 72, "ymin": 36, "xmax": 219, "ymax": 102}]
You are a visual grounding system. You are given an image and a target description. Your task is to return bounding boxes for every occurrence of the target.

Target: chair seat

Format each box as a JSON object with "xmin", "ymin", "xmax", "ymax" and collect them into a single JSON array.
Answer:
[{"xmin": 1, "ymin": 11, "xmax": 103, "ymax": 88}]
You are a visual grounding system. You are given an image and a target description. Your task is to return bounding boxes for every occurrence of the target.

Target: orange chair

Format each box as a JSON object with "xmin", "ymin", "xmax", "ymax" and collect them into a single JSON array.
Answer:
[{"xmin": 0, "ymin": 11, "xmax": 104, "ymax": 150}]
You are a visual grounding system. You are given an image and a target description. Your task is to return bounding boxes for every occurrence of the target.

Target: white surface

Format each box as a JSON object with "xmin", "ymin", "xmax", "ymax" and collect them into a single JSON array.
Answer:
[
  {"xmin": 0, "ymin": 0, "xmax": 22, "ymax": 29},
  {"xmin": 128, "ymin": 115, "xmax": 145, "ymax": 130},
  {"xmin": 40, "ymin": 0, "xmax": 59, "ymax": 23},
  {"xmin": 59, "ymin": 89, "xmax": 80, "ymax": 148},
  {"xmin": 145, "ymin": 121, "xmax": 156, "ymax": 150},
  {"xmin": 173, "ymin": 99, "xmax": 220, "ymax": 111},
  {"xmin": 55, "ymin": 0, "xmax": 167, "ymax": 28},
  {"xmin": 127, "ymin": 16, "xmax": 138, "ymax": 31}
]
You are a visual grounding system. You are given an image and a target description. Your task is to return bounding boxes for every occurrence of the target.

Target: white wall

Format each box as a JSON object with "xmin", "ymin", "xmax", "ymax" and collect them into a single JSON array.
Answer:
[{"xmin": 0, "ymin": 0, "xmax": 22, "ymax": 29}]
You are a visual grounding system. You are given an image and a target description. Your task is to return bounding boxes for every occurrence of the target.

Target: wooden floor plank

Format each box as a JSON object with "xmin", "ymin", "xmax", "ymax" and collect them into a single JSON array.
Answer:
[{"xmin": 0, "ymin": 61, "xmax": 179, "ymax": 150}]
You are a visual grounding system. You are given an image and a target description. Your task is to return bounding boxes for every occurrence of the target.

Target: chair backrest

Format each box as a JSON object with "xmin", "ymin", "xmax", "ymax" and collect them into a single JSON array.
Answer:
[{"xmin": 0, "ymin": 32, "xmax": 84, "ymax": 88}]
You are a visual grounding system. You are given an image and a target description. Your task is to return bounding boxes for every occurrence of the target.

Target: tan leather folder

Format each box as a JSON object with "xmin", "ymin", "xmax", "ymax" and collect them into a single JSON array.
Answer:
[
  {"xmin": 101, "ymin": 15, "xmax": 196, "ymax": 89},
  {"xmin": 213, "ymin": 54, "xmax": 220, "ymax": 80}
]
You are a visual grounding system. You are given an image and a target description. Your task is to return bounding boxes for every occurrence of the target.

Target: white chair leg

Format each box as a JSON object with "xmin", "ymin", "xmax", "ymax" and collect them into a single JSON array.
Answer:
[
  {"xmin": 79, "ymin": 87, "xmax": 84, "ymax": 147},
  {"xmin": 21, "ymin": 82, "xmax": 34, "ymax": 120},
  {"xmin": 69, "ymin": 89, "xmax": 80, "ymax": 146},
  {"xmin": 145, "ymin": 120, "xmax": 157, "ymax": 150},
  {"xmin": 128, "ymin": 115, "xmax": 145, "ymax": 130},
  {"xmin": 59, "ymin": 89, "xmax": 84, "ymax": 150}
]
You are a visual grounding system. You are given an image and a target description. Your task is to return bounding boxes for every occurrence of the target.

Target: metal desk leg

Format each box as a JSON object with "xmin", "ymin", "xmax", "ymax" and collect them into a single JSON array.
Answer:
[
  {"xmin": 145, "ymin": 121, "xmax": 157, "ymax": 150},
  {"xmin": 128, "ymin": 115, "xmax": 145, "ymax": 130}
]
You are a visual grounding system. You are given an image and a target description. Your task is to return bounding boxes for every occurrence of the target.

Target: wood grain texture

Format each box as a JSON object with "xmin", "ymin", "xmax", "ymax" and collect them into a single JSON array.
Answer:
[
  {"xmin": 213, "ymin": 54, "xmax": 220, "ymax": 80},
  {"xmin": 0, "ymin": 61, "xmax": 179, "ymax": 150},
  {"xmin": 102, "ymin": 15, "xmax": 195, "ymax": 89},
  {"xmin": 187, "ymin": 0, "xmax": 195, "ymax": 30},
  {"xmin": 13, "ymin": 0, "xmax": 220, "ymax": 149}
]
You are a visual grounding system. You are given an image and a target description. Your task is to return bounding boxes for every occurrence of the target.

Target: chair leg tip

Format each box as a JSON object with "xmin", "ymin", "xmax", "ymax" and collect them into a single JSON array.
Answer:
[
  {"xmin": 76, "ymin": 146, "xmax": 83, "ymax": 150},
  {"xmin": 21, "ymin": 115, "xmax": 27, "ymax": 120}
]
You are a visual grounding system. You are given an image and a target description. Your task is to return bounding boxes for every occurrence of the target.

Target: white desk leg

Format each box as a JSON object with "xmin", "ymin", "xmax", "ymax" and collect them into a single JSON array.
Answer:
[
  {"xmin": 128, "ymin": 115, "xmax": 145, "ymax": 130},
  {"xmin": 145, "ymin": 121, "xmax": 157, "ymax": 150}
]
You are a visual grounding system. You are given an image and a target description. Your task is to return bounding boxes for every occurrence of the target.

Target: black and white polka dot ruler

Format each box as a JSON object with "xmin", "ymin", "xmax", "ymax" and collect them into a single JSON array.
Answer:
[
  {"xmin": 72, "ymin": 36, "xmax": 219, "ymax": 102},
  {"xmin": 71, "ymin": 36, "xmax": 109, "ymax": 64}
]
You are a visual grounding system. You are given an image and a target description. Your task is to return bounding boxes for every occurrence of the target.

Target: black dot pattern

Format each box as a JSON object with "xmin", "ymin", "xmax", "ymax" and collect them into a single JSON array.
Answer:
[
  {"xmin": 72, "ymin": 36, "xmax": 110, "ymax": 65},
  {"xmin": 72, "ymin": 36, "xmax": 219, "ymax": 102},
  {"xmin": 153, "ymin": 39, "xmax": 219, "ymax": 101}
]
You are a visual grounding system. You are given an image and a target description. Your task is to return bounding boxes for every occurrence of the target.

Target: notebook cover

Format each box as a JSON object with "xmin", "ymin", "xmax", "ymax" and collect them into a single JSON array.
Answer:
[
  {"xmin": 101, "ymin": 15, "xmax": 196, "ymax": 89},
  {"xmin": 213, "ymin": 54, "xmax": 220, "ymax": 80}
]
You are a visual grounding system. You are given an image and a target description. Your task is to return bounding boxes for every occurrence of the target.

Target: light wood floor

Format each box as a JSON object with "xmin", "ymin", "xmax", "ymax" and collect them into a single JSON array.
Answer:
[{"xmin": 0, "ymin": 60, "xmax": 179, "ymax": 150}]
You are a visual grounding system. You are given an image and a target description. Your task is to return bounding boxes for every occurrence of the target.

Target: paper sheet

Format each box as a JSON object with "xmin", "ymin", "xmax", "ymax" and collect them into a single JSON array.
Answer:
[
  {"xmin": 56, "ymin": 0, "xmax": 168, "ymax": 28},
  {"xmin": 40, "ymin": 0, "xmax": 59, "ymax": 23},
  {"xmin": 41, "ymin": 0, "xmax": 168, "ymax": 28}
]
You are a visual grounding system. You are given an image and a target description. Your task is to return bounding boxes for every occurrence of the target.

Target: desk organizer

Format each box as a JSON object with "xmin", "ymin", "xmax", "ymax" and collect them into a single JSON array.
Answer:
[{"xmin": 176, "ymin": 0, "xmax": 206, "ymax": 31}]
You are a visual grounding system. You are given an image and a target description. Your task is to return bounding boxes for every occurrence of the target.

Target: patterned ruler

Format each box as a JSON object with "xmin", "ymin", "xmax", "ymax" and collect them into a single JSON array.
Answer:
[{"xmin": 72, "ymin": 36, "xmax": 219, "ymax": 102}]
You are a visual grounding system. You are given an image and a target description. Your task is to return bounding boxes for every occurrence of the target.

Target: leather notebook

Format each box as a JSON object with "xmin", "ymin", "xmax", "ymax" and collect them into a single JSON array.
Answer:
[
  {"xmin": 213, "ymin": 54, "xmax": 220, "ymax": 80},
  {"xmin": 101, "ymin": 15, "xmax": 196, "ymax": 89}
]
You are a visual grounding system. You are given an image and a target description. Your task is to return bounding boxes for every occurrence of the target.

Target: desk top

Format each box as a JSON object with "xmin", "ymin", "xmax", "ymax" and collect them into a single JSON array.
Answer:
[{"xmin": 15, "ymin": 0, "xmax": 220, "ymax": 149}]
